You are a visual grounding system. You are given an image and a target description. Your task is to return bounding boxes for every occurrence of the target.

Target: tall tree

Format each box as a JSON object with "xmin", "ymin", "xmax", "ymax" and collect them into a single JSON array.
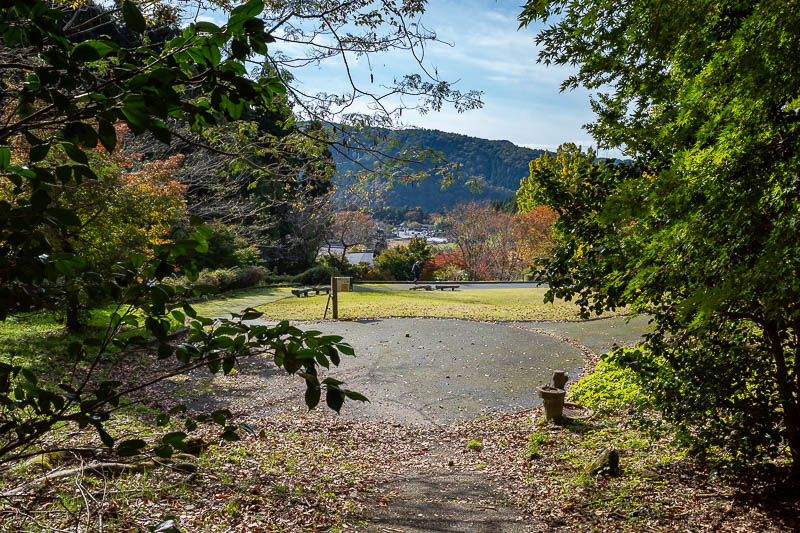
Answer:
[
  {"xmin": 324, "ymin": 210, "xmax": 380, "ymax": 262},
  {"xmin": 2, "ymin": 0, "xmax": 485, "ymax": 472},
  {"xmin": 519, "ymin": 0, "xmax": 800, "ymax": 476}
]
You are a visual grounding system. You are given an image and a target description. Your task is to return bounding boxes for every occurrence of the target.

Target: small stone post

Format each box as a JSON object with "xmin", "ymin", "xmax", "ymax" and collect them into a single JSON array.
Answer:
[{"xmin": 536, "ymin": 371, "xmax": 569, "ymax": 422}]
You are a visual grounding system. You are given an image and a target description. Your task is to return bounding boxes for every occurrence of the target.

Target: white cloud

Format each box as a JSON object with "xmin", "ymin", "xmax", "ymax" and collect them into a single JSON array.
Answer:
[{"xmin": 266, "ymin": 1, "xmax": 605, "ymax": 151}]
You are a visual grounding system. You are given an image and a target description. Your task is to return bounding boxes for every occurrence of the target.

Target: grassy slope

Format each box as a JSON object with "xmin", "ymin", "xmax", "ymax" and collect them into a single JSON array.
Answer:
[
  {"xmin": 190, "ymin": 285, "xmax": 295, "ymax": 317},
  {"xmin": 259, "ymin": 286, "xmax": 624, "ymax": 322}
]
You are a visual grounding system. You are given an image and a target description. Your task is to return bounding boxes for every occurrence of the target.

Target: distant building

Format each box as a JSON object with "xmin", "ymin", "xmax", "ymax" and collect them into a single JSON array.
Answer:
[
  {"xmin": 317, "ymin": 247, "xmax": 374, "ymax": 266},
  {"xmin": 345, "ymin": 252, "xmax": 374, "ymax": 265}
]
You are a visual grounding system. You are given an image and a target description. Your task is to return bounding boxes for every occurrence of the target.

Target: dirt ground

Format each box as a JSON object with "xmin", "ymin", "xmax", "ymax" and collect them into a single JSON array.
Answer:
[{"xmin": 157, "ymin": 316, "xmax": 652, "ymax": 532}]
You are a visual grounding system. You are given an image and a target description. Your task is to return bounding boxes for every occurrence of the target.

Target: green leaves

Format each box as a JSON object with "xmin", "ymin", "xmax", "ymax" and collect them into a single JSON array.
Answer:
[
  {"xmin": 117, "ymin": 439, "xmax": 147, "ymax": 457},
  {"xmin": 121, "ymin": 95, "xmax": 150, "ymax": 132},
  {"xmin": 122, "ymin": 1, "xmax": 146, "ymax": 33},
  {"xmin": 60, "ymin": 142, "xmax": 88, "ymax": 164},
  {"xmin": 71, "ymin": 40, "xmax": 119, "ymax": 61},
  {"xmin": 228, "ymin": 0, "xmax": 265, "ymax": 30},
  {"xmin": 29, "ymin": 143, "xmax": 50, "ymax": 162},
  {"xmin": 98, "ymin": 120, "xmax": 117, "ymax": 152},
  {"xmin": 162, "ymin": 431, "xmax": 188, "ymax": 452},
  {"xmin": 0, "ymin": 0, "xmax": 366, "ymax": 474},
  {"xmin": 63, "ymin": 122, "xmax": 97, "ymax": 148},
  {"xmin": 325, "ymin": 386, "xmax": 344, "ymax": 413},
  {"xmin": 520, "ymin": 0, "xmax": 800, "ymax": 472},
  {"xmin": 305, "ymin": 380, "xmax": 321, "ymax": 409}
]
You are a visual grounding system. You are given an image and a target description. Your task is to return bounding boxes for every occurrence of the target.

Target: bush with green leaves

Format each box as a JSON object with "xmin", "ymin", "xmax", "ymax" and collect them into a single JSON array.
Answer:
[
  {"xmin": 292, "ymin": 263, "xmax": 336, "ymax": 286},
  {"xmin": 372, "ymin": 247, "xmax": 413, "ymax": 281},
  {"xmin": 194, "ymin": 266, "xmax": 269, "ymax": 292},
  {"xmin": 188, "ymin": 222, "xmax": 261, "ymax": 270},
  {"xmin": 519, "ymin": 0, "xmax": 800, "ymax": 477},
  {"xmin": 0, "ymin": 0, "xmax": 365, "ymax": 471},
  {"xmin": 569, "ymin": 354, "xmax": 651, "ymax": 413},
  {"xmin": 373, "ymin": 236, "xmax": 433, "ymax": 280}
]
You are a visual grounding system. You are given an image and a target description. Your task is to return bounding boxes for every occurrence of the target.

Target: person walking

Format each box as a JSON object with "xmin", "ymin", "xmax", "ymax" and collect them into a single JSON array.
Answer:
[{"xmin": 411, "ymin": 261, "xmax": 421, "ymax": 283}]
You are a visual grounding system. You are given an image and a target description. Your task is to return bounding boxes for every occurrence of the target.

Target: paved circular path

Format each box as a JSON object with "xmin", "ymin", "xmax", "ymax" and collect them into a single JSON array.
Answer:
[
  {"xmin": 196, "ymin": 316, "xmax": 650, "ymax": 424},
  {"xmin": 171, "ymin": 315, "xmax": 649, "ymax": 531},
  {"xmin": 300, "ymin": 318, "xmax": 585, "ymax": 423}
]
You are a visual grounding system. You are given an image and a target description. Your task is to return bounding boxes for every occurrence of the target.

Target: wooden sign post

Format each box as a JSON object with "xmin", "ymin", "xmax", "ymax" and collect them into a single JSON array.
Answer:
[{"xmin": 332, "ymin": 276, "xmax": 338, "ymax": 319}]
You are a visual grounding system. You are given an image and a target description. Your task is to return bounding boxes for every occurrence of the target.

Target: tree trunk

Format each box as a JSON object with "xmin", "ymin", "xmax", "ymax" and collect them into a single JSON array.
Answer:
[
  {"xmin": 790, "ymin": 412, "xmax": 800, "ymax": 484},
  {"xmin": 61, "ymin": 239, "xmax": 83, "ymax": 333},
  {"xmin": 765, "ymin": 321, "xmax": 800, "ymax": 482},
  {"xmin": 65, "ymin": 291, "xmax": 82, "ymax": 332}
]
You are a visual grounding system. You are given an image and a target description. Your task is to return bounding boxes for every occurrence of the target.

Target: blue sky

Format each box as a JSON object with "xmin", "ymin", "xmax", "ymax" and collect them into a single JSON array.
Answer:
[
  {"xmin": 197, "ymin": 0, "xmax": 614, "ymax": 156},
  {"xmin": 388, "ymin": 0, "xmax": 599, "ymax": 153}
]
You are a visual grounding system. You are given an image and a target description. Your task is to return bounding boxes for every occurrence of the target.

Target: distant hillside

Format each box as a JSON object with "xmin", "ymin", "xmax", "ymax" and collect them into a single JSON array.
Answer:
[{"xmin": 331, "ymin": 128, "xmax": 547, "ymax": 212}]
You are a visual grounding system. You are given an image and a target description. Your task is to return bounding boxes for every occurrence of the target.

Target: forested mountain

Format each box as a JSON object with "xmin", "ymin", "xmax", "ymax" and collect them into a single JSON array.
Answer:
[{"xmin": 332, "ymin": 128, "xmax": 547, "ymax": 212}]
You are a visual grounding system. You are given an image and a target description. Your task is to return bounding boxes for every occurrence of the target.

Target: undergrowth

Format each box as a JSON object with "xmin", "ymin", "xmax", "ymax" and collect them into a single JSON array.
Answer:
[{"xmin": 568, "ymin": 356, "xmax": 652, "ymax": 413}]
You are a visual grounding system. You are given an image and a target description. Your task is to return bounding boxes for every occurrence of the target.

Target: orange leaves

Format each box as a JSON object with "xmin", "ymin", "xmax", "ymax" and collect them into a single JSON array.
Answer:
[
  {"xmin": 440, "ymin": 202, "xmax": 558, "ymax": 280},
  {"xmin": 57, "ymin": 141, "xmax": 187, "ymax": 268}
]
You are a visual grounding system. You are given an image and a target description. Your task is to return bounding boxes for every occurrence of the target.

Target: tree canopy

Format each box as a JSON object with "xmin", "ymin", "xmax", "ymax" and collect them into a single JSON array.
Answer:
[
  {"xmin": 0, "ymin": 0, "xmax": 479, "ymax": 472},
  {"xmin": 519, "ymin": 0, "xmax": 800, "ymax": 477}
]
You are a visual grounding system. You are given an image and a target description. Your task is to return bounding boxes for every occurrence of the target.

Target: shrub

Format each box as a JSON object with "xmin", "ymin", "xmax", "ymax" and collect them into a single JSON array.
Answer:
[
  {"xmin": 373, "ymin": 247, "xmax": 413, "ymax": 281},
  {"xmin": 291, "ymin": 264, "xmax": 335, "ymax": 286},
  {"xmin": 350, "ymin": 262, "xmax": 377, "ymax": 281},
  {"xmin": 189, "ymin": 222, "xmax": 261, "ymax": 270},
  {"xmin": 372, "ymin": 237, "xmax": 434, "ymax": 281},
  {"xmin": 569, "ymin": 353, "xmax": 651, "ymax": 413},
  {"xmin": 194, "ymin": 266, "xmax": 268, "ymax": 292},
  {"xmin": 429, "ymin": 250, "xmax": 467, "ymax": 281},
  {"xmin": 319, "ymin": 254, "xmax": 355, "ymax": 277},
  {"xmin": 432, "ymin": 263, "xmax": 468, "ymax": 281}
]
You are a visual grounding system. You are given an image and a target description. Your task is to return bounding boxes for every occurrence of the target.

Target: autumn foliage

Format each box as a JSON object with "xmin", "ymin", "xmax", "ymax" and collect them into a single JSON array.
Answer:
[
  {"xmin": 434, "ymin": 202, "xmax": 557, "ymax": 281},
  {"xmin": 0, "ymin": 123, "xmax": 187, "ymax": 270}
]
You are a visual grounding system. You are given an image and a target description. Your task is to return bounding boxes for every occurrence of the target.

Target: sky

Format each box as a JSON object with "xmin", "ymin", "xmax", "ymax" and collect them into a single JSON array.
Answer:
[
  {"xmin": 381, "ymin": 0, "xmax": 603, "ymax": 154},
  {"xmin": 197, "ymin": 0, "xmax": 617, "ymax": 157}
]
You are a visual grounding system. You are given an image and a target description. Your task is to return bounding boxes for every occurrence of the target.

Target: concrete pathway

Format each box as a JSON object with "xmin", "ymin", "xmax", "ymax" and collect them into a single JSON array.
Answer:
[
  {"xmin": 183, "ymin": 300, "xmax": 651, "ymax": 532},
  {"xmin": 365, "ymin": 446, "xmax": 534, "ymax": 533},
  {"xmin": 286, "ymin": 318, "xmax": 587, "ymax": 423}
]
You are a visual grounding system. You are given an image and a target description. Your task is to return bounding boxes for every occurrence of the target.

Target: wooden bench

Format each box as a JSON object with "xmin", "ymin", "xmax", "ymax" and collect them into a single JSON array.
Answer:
[
  {"xmin": 435, "ymin": 285, "xmax": 460, "ymax": 291},
  {"xmin": 409, "ymin": 285, "xmax": 433, "ymax": 291},
  {"xmin": 313, "ymin": 285, "xmax": 331, "ymax": 295},
  {"xmin": 291, "ymin": 288, "xmax": 313, "ymax": 297}
]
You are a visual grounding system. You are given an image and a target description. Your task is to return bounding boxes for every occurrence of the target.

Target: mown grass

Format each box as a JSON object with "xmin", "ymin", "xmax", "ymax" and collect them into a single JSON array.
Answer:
[
  {"xmin": 0, "ymin": 309, "xmax": 123, "ymax": 374},
  {"xmin": 190, "ymin": 285, "xmax": 294, "ymax": 318},
  {"xmin": 0, "ymin": 284, "xmax": 293, "ymax": 374},
  {"xmin": 0, "ymin": 307, "xmax": 185, "ymax": 377},
  {"xmin": 258, "ymin": 286, "xmax": 623, "ymax": 322}
]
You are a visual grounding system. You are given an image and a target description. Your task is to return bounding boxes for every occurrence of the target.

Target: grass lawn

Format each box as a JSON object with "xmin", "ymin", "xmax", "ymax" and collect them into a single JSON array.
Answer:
[
  {"xmin": 257, "ymin": 285, "xmax": 624, "ymax": 322},
  {"xmin": 0, "ymin": 308, "xmax": 136, "ymax": 372},
  {"xmin": 0, "ymin": 285, "xmax": 294, "ymax": 369},
  {"xmin": 190, "ymin": 285, "xmax": 295, "ymax": 317}
]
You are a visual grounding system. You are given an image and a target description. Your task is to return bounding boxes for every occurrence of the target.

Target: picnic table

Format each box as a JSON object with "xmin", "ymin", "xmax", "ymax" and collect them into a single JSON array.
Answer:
[{"xmin": 408, "ymin": 284, "xmax": 460, "ymax": 291}]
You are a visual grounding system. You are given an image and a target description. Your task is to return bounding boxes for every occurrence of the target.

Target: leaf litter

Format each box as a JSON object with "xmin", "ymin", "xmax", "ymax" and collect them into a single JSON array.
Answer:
[{"xmin": 1, "ymin": 322, "xmax": 798, "ymax": 532}]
